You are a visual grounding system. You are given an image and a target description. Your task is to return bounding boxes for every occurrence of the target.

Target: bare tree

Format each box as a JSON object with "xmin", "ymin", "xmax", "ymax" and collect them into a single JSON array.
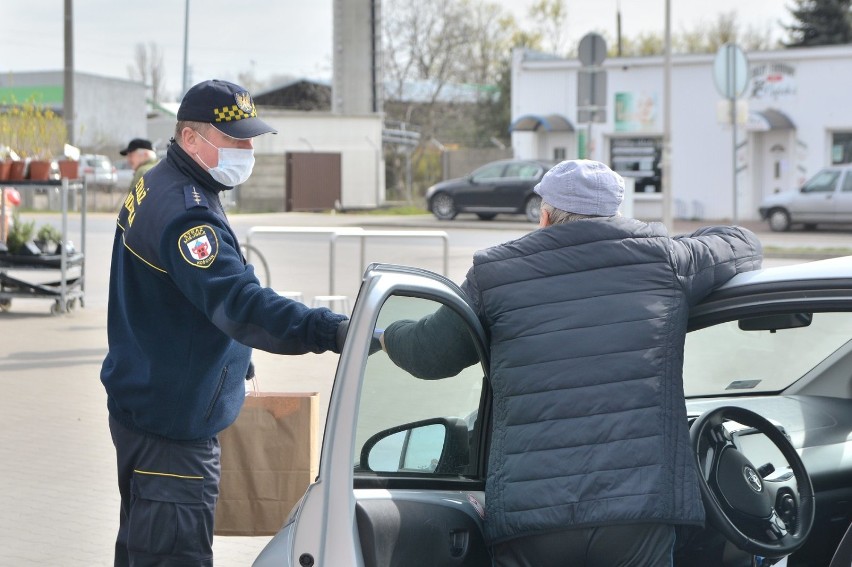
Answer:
[
  {"xmin": 622, "ymin": 31, "xmax": 666, "ymax": 55},
  {"xmin": 528, "ymin": 0, "xmax": 569, "ymax": 55},
  {"xmin": 383, "ymin": 0, "xmax": 493, "ymax": 197},
  {"xmin": 127, "ymin": 43, "xmax": 166, "ymax": 105},
  {"xmin": 617, "ymin": 11, "xmax": 778, "ymax": 55},
  {"xmin": 237, "ymin": 61, "xmax": 262, "ymax": 95}
]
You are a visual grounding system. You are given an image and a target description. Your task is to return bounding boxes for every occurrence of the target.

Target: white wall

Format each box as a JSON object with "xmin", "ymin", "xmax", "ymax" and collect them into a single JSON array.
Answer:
[
  {"xmin": 75, "ymin": 73, "xmax": 147, "ymax": 153},
  {"xmin": 253, "ymin": 111, "xmax": 384, "ymax": 208}
]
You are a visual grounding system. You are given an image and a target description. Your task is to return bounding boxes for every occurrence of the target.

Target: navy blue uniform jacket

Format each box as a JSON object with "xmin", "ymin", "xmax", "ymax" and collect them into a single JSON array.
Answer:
[{"xmin": 101, "ymin": 143, "xmax": 345, "ymax": 441}]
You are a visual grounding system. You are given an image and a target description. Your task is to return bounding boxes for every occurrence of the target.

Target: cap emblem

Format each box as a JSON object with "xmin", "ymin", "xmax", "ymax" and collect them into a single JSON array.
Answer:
[{"xmin": 236, "ymin": 91, "xmax": 254, "ymax": 113}]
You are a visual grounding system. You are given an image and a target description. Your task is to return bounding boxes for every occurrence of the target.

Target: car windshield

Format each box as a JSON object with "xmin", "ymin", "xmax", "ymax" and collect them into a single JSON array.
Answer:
[{"xmin": 683, "ymin": 311, "xmax": 852, "ymax": 396}]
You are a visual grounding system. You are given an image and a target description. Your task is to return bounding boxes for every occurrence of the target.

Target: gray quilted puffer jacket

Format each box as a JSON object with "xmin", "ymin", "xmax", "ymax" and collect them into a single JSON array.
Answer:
[
  {"xmin": 384, "ymin": 216, "xmax": 763, "ymax": 545},
  {"xmin": 463, "ymin": 217, "xmax": 762, "ymax": 544}
]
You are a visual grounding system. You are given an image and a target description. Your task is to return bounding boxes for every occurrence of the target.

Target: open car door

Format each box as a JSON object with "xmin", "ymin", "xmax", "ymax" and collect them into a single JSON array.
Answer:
[{"xmin": 255, "ymin": 264, "xmax": 491, "ymax": 567}]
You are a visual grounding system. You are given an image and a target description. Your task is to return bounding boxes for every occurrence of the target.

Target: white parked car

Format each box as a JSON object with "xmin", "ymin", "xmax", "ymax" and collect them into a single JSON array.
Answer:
[
  {"xmin": 79, "ymin": 154, "xmax": 117, "ymax": 188},
  {"xmin": 758, "ymin": 164, "xmax": 852, "ymax": 231},
  {"xmin": 254, "ymin": 259, "xmax": 852, "ymax": 567}
]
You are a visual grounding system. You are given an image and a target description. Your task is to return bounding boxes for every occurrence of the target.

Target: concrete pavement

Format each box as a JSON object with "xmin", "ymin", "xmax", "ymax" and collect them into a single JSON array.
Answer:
[{"xmin": 0, "ymin": 211, "xmax": 848, "ymax": 565}]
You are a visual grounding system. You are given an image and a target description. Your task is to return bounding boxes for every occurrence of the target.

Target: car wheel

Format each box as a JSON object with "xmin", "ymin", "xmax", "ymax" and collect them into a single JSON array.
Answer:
[
  {"xmin": 430, "ymin": 193, "xmax": 458, "ymax": 220},
  {"xmin": 525, "ymin": 195, "xmax": 542, "ymax": 223},
  {"xmin": 767, "ymin": 208, "xmax": 791, "ymax": 232},
  {"xmin": 476, "ymin": 213, "xmax": 497, "ymax": 221}
]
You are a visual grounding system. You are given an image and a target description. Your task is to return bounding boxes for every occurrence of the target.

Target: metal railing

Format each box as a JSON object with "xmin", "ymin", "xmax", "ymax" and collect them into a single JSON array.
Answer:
[{"xmin": 243, "ymin": 226, "xmax": 449, "ymax": 296}]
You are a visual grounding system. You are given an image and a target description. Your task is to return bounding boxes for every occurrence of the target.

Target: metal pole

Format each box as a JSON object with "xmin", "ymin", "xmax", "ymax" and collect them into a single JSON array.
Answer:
[
  {"xmin": 63, "ymin": 0, "xmax": 75, "ymax": 145},
  {"xmin": 617, "ymin": 1, "xmax": 623, "ymax": 57},
  {"xmin": 182, "ymin": 0, "xmax": 190, "ymax": 96},
  {"xmin": 60, "ymin": 179, "xmax": 69, "ymax": 312},
  {"xmin": 0, "ymin": 189, "xmax": 6, "ymax": 243},
  {"xmin": 586, "ymin": 123, "xmax": 592, "ymax": 159},
  {"xmin": 81, "ymin": 179, "xmax": 86, "ymax": 302},
  {"xmin": 405, "ymin": 148, "xmax": 412, "ymax": 204},
  {"xmin": 661, "ymin": 0, "xmax": 673, "ymax": 229},
  {"xmin": 729, "ymin": 46, "xmax": 738, "ymax": 224}
]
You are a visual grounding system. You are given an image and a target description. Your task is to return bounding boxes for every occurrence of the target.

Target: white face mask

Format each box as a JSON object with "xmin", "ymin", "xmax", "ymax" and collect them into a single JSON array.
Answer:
[{"xmin": 195, "ymin": 131, "xmax": 255, "ymax": 186}]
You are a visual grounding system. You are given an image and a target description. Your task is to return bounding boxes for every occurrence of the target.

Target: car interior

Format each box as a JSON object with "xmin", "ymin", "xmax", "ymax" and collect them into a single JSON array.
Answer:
[{"xmin": 350, "ymin": 287, "xmax": 852, "ymax": 567}]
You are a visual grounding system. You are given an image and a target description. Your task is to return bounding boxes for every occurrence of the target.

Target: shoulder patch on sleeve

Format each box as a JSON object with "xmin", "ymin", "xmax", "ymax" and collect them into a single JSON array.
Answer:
[
  {"xmin": 178, "ymin": 225, "xmax": 219, "ymax": 268},
  {"xmin": 184, "ymin": 185, "xmax": 209, "ymax": 210}
]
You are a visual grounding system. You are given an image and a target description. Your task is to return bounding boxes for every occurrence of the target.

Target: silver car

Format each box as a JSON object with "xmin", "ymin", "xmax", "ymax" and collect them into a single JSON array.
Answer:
[
  {"xmin": 255, "ymin": 259, "xmax": 852, "ymax": 566},
  {"xmin": 79, "ymin": 154, "xmax": 117, "ymax": 188},
  {"xmin": 758, "ymin": 164, "xmax": 852, "ymax": 231}
]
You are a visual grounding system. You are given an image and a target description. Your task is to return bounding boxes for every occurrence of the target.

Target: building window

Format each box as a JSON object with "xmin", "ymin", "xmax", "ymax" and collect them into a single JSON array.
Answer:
[
  {"xmin": 553, "ymin": 147, "xmax": 566, "ymax": 161},
  {"xmin": 610, "ymin": 137, "xmax": 662, "ymax": 193},
  {"xmin": 831, "ymin": 132, "xmax": 852, "ymax": 164}
]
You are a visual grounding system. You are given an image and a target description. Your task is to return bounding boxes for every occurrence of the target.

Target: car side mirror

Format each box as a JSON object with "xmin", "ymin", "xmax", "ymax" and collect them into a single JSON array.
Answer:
[{"xmin": 359, "ymin": 417, "xmax": 470, "ymax": 474}]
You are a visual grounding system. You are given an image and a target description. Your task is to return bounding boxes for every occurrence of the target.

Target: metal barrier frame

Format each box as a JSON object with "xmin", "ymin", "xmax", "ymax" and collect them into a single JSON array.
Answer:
[
  {"xmin": 329, "ymin": 230, "xmax": 449, "ymax": 294},
  {"xmin": 243, "ymin": 226, "xmax": 449, "ymax": 296}
]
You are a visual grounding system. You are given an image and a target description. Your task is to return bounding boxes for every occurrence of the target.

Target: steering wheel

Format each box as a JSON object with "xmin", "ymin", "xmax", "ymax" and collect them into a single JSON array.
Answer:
[{"xmin": 689, "ymin": 406, "xmax": 814, "ymax": 558}]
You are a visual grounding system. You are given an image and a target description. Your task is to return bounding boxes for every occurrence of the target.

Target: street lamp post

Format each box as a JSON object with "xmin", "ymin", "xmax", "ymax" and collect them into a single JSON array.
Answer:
[
  {"xmin": 662, "ymin": 0, "xmax": 673, "ymax": 230},
  {"xmin": 182, "ymin": 0, "xmax": 190, "ymax": 96},
  {"xmin": 64, "ymin": 0, "xmax": 75, "ymax": 145}
]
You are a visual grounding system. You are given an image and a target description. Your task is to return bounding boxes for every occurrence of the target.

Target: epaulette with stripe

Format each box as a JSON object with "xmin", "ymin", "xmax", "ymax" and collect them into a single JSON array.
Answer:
[{"xmin": 184, "ymin": 185, "xmax": 209, "ymax": 209}]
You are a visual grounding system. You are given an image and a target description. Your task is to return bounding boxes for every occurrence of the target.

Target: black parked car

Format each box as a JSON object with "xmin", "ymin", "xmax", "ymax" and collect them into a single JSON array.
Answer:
[{"xmin": 425, "ymin": 159, "xmax": 554, "ymax": 222}]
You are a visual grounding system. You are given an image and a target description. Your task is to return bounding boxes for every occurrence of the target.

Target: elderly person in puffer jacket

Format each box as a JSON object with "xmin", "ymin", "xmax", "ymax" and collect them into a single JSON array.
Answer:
[{"xmin": 380, "ymin": 159, "xmax": 763, "ymax": 567}]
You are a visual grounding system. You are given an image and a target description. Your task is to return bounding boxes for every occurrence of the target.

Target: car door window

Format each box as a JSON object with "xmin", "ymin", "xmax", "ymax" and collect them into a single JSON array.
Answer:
[
  {"xmin": 504, "ymin": 163, "xmax": 541, "ymax": 179},
  {"xmin": 802, "ymin": 170, "xmax": 840, "ymax": 193},
  {"xmin": 354, "ymin": 295, "xmax": 486, "ymax": 478},
  {"xmin": 842, "ymin": 172, "xmax": 852, "ymax": 192},
  {"xmin": 471, "ymin": 163, "xmax": 505, "ymax": 182}
]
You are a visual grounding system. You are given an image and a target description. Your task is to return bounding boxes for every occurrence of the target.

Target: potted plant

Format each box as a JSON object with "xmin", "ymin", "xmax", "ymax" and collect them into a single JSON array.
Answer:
[
  {"xmin": 3, "ymin": 211, "xmax": 37, "ymax": 255},
  {"xmin": 0, "ymin": 112, "xmax": 11, "ymax": 181},
  {"xmin": 35, "ymin": 223, "xmax": 63, "ymax": 254},
  {"xmin": 58, "ymin": 144, "xmax": 80, "ymax": 180},
  {"xmin": 6, "ymin": 96, "xmax": 68, "ymax": 181}
]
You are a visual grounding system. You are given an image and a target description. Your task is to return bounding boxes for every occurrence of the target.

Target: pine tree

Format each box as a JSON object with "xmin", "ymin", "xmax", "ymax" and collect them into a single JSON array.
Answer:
[{"xmin": 785, "ymin": 0, "xmax": 852, "ymax": 47}]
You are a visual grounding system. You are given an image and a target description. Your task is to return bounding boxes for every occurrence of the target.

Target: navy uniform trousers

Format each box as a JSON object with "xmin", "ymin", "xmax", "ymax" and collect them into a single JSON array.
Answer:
[{"xmin": 109, "ymin": 416, "xmax": 221, "ymax": 567}]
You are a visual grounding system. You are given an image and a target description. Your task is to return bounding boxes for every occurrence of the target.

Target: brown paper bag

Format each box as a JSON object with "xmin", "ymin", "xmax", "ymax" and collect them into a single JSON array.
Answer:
[{"xmin": 214, "ymin": 390, "xmax": 319, "ymax": 536}]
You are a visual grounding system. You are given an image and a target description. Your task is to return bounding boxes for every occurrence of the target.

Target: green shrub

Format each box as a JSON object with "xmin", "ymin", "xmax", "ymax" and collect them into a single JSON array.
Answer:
[{"xmin": 5, "ymin": 211, "xmax": 35, "ymax": 254}]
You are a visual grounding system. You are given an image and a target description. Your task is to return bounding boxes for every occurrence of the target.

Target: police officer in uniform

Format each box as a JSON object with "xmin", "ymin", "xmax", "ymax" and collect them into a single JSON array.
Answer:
[{"xmin": 101, "ymin": 79, "xmax": 351, "ymax": 566}]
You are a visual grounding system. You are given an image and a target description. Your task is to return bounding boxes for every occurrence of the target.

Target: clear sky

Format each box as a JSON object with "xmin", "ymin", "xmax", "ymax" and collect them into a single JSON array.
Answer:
[{"xmin": 2, "ymin": 0, "xmax": 792, "ymax": 101}]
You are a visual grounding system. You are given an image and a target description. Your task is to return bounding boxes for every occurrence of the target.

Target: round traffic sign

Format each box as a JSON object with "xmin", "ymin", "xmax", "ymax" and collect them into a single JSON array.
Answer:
[
  {"xmin": 713, "ymin": 43, "xmax": 749, "ymax": 99},
  {"xmin": 578, "ymin": 33, "xmax": 607, "ymax": 67}
]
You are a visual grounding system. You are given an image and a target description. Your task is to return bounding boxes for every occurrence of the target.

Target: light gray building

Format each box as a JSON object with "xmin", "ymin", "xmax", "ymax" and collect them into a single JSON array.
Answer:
[{"xmin": 0, "ymin": 71, "xmax": 147, "ymax": 155}]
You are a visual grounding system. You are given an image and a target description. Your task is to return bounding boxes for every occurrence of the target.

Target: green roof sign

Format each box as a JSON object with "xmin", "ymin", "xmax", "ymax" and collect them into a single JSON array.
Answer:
[{"xmin": 0, "ymin": 86, "xmax": 64, "ymax": 106}]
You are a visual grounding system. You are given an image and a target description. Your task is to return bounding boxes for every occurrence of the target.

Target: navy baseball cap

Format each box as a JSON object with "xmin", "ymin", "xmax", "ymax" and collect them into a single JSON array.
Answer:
[
  {"xmin": 534, "ymin": 160, "xmax": 624, "ymax": 216},
  {"xmin": 177, "ymin": 79, "xmax": 277, "ymax": 139},
  {"xmin": 119, "ymin": 138, "xmax": 153, "ymax": 155}
]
